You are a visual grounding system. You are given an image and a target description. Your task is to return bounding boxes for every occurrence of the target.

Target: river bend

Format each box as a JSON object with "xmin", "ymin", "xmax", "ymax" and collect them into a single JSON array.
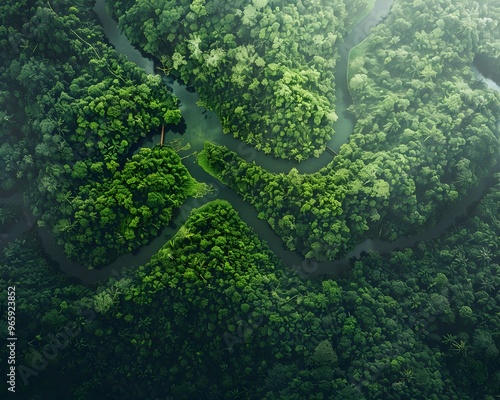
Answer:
[{"xmin": 2, "ymin": 0, "xmax": 498, "ymax": 283}]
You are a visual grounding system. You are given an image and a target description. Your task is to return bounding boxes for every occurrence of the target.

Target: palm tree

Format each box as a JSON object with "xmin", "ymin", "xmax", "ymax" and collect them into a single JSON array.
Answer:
[
  {"xmin": 56, "ymin": 218, "xmax": 76, "ymax": 234},
  {"xmin": 57, "ymin": 190, "xmax": 74, "ymax": 204},
  {"xmin": 453, "ymin": 168, "xmax": 474, "ymax": 188},
  {"xmin": 407, "ymin": 59, "xmax": 421, "ymax": 78},
  {"xmin": 400, "ymin": 368, "xmax": 414, "ymax": 382},
  {"xmin": 452, "ymin": 251, "xmax": 469, "ymax": 269},
  {"xmin": 170, "ymin": 225, "xmax": 194, "ymax": 247},
  {"xmin": 295, "ymin": 153, "xmax": 306, "ymax": 162},
  {"xmin": 50, "ymin": 116, "xmax": 69, "ymax": 137},
  {"xmin": 442, "ymin": 333, "xmax": 456, "ymax": 344},
  {"xmin": 480, "ymin": 278, "xmax": 495, "ymax": 292},
  {"xmin": 384, "ymin": 116, "xmax": 401, "ymax": 133},
  {"xmin": 284, "ymin": 235, "xmax": 296, "ymax": 250},
  {"xmin": 0, "ymin": 206, "xmax": 16, "ymax": 225},
  {"xmin": 138, "ymin": 316, "xmax": 152, "ymax": 329},
  {"xmin": 451, "ymin": 340, "xmax": 468, "ymax": 356},
  {"xmin": 475, "ymin": 247, "xmax": 492, "ymax": 266},
  {"xmin": 420, "ymin": 64, "xmax": 437, "ymax": 81}
]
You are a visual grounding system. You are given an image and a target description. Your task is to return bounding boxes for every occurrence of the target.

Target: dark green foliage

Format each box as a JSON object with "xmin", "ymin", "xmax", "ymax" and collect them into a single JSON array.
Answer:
[
  {"xmin": 0, "ymin": 233, "xmax": 89, "ymax": 333},
  {"xmin": 0, "ymin": 233, "xmax": 94, "ymax": 400},
  {"xmin": 1, "ymin": 1, "xmax": 499, "ymax": 400},
  {"xmin": 346, "ymin": 174, "xmax": 500, "ymax": 398},
  {"xmin": 3, "ymin": 175, "xmax": 500, "ymax": 399},
  {"xmin": 0, "ymin": 203, "xmax": 21, "ymax": 230}
]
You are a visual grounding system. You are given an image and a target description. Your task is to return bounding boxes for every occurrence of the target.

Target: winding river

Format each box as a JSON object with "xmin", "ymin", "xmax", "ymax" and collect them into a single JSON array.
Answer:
[{"xmin": 2, "ymin": 0, "xmax": 499, "ymax": 284}]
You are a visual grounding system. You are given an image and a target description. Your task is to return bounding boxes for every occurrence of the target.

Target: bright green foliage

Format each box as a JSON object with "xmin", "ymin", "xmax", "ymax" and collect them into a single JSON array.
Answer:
[
  {"xmin": 54, "ymin": 147, "xmax": 197, "ymax": 267},
  {"xmin": 69, "ymin": 72, "xmax": 181, "ymax": 160},
  {"xmin": 0, "ymin": 0, "xmax": 188, "ymax": 266},
  {"xmin": 199, "ymin": 141, "xmax": 351, "ymax": 259},
  {"xmin": 198, "ymin": 0, "xmax": 500, "ymax": 260},
  {"xmin": 107, "ymin": 0, "xmax": 355, "ymax": 160}
]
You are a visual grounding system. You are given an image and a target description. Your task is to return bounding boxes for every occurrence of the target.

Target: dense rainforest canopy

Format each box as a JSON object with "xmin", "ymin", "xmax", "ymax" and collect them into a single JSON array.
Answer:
[
  {"xmin": 198, "ymin": 0, "xmax": 500, "ymax": 261},
  {"xmin": 0, "ymin": 0, "xmax": 499, "ymax": 399},
  {"xmin": 0, "ymin": 0, "xmax": 203, "ymax": 267},
  {"xmin": 107, "ymin": 0, "xmax": 370, "ymax": 161},
  {"xmin": 1, "ymin": 187, "xmax": 500, "ymax": 398}
]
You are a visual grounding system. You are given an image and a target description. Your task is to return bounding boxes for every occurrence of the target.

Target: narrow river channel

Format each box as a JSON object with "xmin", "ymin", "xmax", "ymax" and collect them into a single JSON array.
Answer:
[{"xmin": 1, "ymin": 0, "xmax": 499, "ymax": 284}]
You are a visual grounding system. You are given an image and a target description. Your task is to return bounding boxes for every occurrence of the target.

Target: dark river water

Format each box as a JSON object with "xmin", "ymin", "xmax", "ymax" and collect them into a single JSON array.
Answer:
[{"xmin": 1, "ymin": 0, "xmax": 498, "ymax": 283}]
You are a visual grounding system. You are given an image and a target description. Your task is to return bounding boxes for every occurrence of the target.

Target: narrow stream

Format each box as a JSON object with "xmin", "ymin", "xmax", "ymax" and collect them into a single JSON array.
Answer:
[
  {"xmin": 163, "ymin": 0, "xmax": 396, "ymax": 174},
  {"xmin": 2, "ymin": 0, "xmax": 499, "ymax": 284}
]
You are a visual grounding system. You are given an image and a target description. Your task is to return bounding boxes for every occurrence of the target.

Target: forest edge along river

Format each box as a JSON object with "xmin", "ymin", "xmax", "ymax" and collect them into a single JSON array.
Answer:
[{"xmin": 2, "ymin": 0, "xmax": 499, "ymax": 284}]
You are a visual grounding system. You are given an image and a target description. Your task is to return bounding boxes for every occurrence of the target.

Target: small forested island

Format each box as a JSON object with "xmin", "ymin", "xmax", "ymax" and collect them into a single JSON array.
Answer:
[{"xmin": 0, "ymin": 0, "xmax": 499, "ymax": 399}]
